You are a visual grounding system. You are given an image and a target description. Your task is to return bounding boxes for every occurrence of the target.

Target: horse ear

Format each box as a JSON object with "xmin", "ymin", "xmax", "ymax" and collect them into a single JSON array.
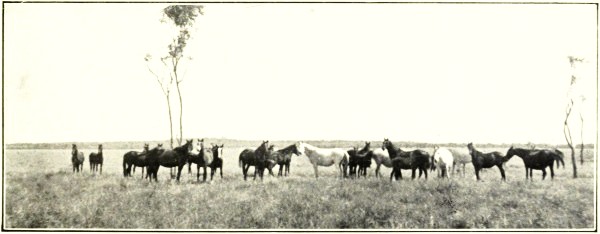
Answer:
[{"xmin": 221, "ymin": 144, "xmax": 224, "ymax": 147}]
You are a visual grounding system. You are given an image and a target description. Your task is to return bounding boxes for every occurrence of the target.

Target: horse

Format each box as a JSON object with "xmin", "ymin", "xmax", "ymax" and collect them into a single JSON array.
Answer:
[
  {"xmin": 448, "ymin": 148, "xmax": 471, "ymax": 176},
  {"xmin": 505, "ymin": 147, "xmax": 565, "ymax": 180},
  {"xmin": 209, "ymin": 144, "xmax": 224, "ymax": 180},
  {"xmin": 89, "ymin": 144, "xmax": 104, "ymax": 174},
  {"xmin": 123, "ymin": 143, "xmax": 150, "ymax": 178},
  {"xmin": 371, "ymin": 148, "xmax": 392, "ymax": 178},
  {"xmin": 238, "ymin": 141, "xmax": 270, "ymax": 181},
  {"xmin": 381, "ymin": 138, "xmax": 430, "ymax": 181},
  {"xmin": 348, "ymin": 142, "xmax": 373, "ymax": 178},
  {"xmin": 467, "ymin": 142, "xmax": 509, "ymax": 181},
  {"xmin": 265, "ymin": 145, "xmax": 277, "ymax": 176},
  {"xmin": 267, "ymin": 144, "xmax": 301, "ymax": 177},
  {"xmin": 295, "ymin": 142, "xmax": 349, "ymax": 179},
  {"xmin": 431, "ymin": 146, "xmax": 454, "ymax": 178},
  {"xmin": 146, "ymin": 140, "xmax": 193, "ymax": 182},
  {"xmin": 188, "ymin": 139, "xmax": 215, "ymax": 182},
  {"xmin": 71, "ymin": 144, "xmax": 85, "ymax": 173}
]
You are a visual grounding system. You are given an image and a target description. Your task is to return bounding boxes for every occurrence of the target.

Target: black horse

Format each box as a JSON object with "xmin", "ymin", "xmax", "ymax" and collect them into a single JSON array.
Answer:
[
  {"xmin": 348, "ymin": 142, "xmax": 373, "ymax": 178},
  {"xmin": 89, "ymin": 144, "xmax": 104, "ymax": 174},
  {"xmin": 71, "ymin": 144, "xmax": 85, "ymax": 173},
  {"xmin": 123, "ymin": 143, "xmax": 150, "ymax": 178},
  {"xmin": 467, "ymin": 142, "xmax": 509, "ymax": 181},
  {"xmin": 267, "ymin": 144, "xmax": 302, "ymax": 177},
  {"xmin": 146, "ymin": 140, "xmax": 193, "ymax": 182},
  {"xmin": 209, "ymin": 144, "xmax": 225, "ymax": 180},
  {"xmin": 505, "ymin": 147, "xmax": 565, "ymax": 180},
  {"xmin": 382, "ymin": 139, "xmax": 430, "ymax": 181},
  {"xmin": 239, "ymin": 141, "xmax": 270, "ymax": 181}
]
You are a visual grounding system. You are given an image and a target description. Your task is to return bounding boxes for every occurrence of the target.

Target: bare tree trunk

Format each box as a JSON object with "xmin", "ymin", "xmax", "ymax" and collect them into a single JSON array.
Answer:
[
  {"xmin": 166, "ymin": 94, "xmax": 174, "ymax": 149},
  {"xmin": 175, "ymin": 79, "xmax": 183, "ymax": 146},
  {"xmin": 579, "ymin": 112, "xmax": 584, "ymax": 165},
  {"xmin": 563, "ymin": 100, "xmax": 577, "ymax": 178}
]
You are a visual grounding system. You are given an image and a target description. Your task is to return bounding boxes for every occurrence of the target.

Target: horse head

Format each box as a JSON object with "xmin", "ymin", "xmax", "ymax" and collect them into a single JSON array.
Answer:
[
  {"xmin": 382, "ymin": 138, "xmax": 390, "ymax": 151},
  {"xmin": 143, "ymin": 143, "xmax": 150, "ymax": 152},
  {"xmin": 467, "ymin": 142, "xmax": 475, "ymax": 155},
  {"xmin": 356, "ymin": 141, "xmax": 371, "ymax": 157},
  {"xmin": 98, "ymin": 144, "xmax": 103, "ymax": 152},
  {"xmin": 211, "ymin": 144, "xmax": 223, "ymax": 159},
  {"xmin": 295, "ymin": 142, "xmax": 306, "ymax": 155},
  {"xmin": 256, "ymin": 141, "xmax": 270, "ymax": 159},
  {"xmin": 291, "ymin": 144, "xmax": 302, "ymax": 156}
]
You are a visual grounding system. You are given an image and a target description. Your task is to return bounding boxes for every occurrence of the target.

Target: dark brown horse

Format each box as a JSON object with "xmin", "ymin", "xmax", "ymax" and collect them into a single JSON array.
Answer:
[
  {"xmin": 123, "ymin": 143, "xmax": 150, "ymax": 177},
  {"xmin": 146, "ymin": 140, "xmax": 193, "ymax": 182},
  {"xmin": 239, "ymin": 141, "xmax": 270, "ymax": 181},
  {"xmin": 188, "ymin": 139, "xmax": 215, "ymax": 182},
  {"xmin": 505, "ymin": 147, "xmax": 565, "ymax": 180},
  {"xmin": 382, "ymin": 139, "xmax": 431, "ymax": 181},
  {"xmin": 89, "ymin": 144, "xmax": 104, "ymax": 174},
  {"xmin": 467, "ymin": 143, "xmax": 509, "ymax": 181},
  {"xmin": 266, "ymin": 144, "xmax": 301, "ymax": 177},
  {"xmin": 71, "ymin": 144, "xmax": 85, "ymax": 173}
]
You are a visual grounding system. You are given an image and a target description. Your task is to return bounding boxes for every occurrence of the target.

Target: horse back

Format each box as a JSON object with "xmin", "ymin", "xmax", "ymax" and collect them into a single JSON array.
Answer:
[{"xmin": 201, "ymin": 148, "xmax": 214, "ymax": 165}]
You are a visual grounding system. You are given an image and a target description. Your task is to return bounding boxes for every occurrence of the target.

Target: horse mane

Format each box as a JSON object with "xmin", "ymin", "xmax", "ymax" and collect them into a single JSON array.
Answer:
[
  {"xmin": 278, "ymin": 144, "xmax": 297, "ymax": 154},
  {"xmin": 173, "ymin": 140, "xmax": 192, "ymax": 154},
  {"xmin": 255, "ymin": 142, "xmax": 269, "ymax": 157},
  {"xmin": 383, "ymin": 140, "xmax": 404, "ymax": 158}
]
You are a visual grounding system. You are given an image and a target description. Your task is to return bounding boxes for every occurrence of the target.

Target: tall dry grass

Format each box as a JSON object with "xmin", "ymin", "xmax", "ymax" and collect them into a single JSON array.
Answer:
[{"xmin": 3, "ymin": 147, "xmax": 596, "ymax": 229}]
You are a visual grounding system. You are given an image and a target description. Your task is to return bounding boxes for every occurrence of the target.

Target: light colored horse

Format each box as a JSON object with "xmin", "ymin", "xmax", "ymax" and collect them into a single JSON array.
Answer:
[
  {"xmin": 295, "ymin": 142, "xmax": 349, "ymax": 179},
  {"xmin": 432, "ymin": 146, "xmax": 454, "ymax": 178},
  {"xmin": 448, "ymin": 148, "xmax": 470, "ymax": 176},
  {"xmin": 371, "ymin": 148, "xmax": 392, "ymax": 178}
]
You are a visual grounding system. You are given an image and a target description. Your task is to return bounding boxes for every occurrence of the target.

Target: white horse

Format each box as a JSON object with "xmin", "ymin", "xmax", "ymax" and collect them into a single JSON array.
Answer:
[
  {"xmin": 449, "ymin": 148, "xmax": 470, "ymax": 176},
  {"xmin": 372, "ymin": 148, "xmax": 392, "ymax": 178},
  {"xmin": 432, "ymin": 146, "xmax": 454, "ymax": 178},
  {"xmin": 295, "ymin": 142, "xmax": 349, "ymax": 179}
]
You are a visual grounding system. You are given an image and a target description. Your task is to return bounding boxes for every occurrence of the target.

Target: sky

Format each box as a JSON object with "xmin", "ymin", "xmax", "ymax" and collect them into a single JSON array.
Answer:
[{"xmin": 3, "ymin": 3, "xmax": 597, "ymax": 145}]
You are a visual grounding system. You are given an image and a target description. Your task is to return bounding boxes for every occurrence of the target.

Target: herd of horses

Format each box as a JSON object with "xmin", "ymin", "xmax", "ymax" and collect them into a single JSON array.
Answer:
[{"xmin": 70, "ymin": 138, "xmax": 566, "ymax": 182}]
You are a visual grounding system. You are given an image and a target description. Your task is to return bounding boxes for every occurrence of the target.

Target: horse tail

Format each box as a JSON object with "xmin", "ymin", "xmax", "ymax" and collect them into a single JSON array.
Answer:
[
  {"xmin": 123, "ymin": 157, "xmax": 127, "ymax": 177},
  {"xmin": 555, "ymin": 154, "xmax": 565, "ymax": 169}
]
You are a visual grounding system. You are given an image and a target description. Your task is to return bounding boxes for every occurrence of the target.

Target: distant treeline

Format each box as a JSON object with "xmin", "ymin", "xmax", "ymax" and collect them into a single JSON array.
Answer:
[{"xmin": 4, "ymin": 138, "xmax": 592, "ymax": 150}]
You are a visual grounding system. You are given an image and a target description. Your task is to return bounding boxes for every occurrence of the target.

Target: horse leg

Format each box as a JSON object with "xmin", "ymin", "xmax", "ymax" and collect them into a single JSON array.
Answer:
[
  {"xmin": 203, "ymin": 166, "xmax": 208, "ymax": 182},
  {"xmin": 286, "ymin": 163, "xmax": 290, "ymax": 176},
  {"xmin": 529, "ymin": 168, "xmax": 533, "ymax": 180},
  {"xmin": 475, "ymin": 167, "xmax": 481, "ymax": 181},
  {"xmin": 278, "ymin": 164, "xmax": 283, "ymax": 177},
  {"xmin": 197, "ymin": 164, "xmax": 201, "ymax": 182},
  {"xmin": 542, "ymin": 168, "xmax": 547, "ymax": 180},
  {"xmin": 220, "ymin": 166, "xmax": 223, "ymax": 179},
  {"xmin": 188, "ymin": 161, "xmax": 192, "ymax": 174},
  {"xmin": 176, "ymin": 165, "xmax": 183, "ymax": 182},
  {"xmin": 498, "ymin": 166, "xmax": 506, "ymax": 181},
  {"xmin": 412, "ymin": 168, "xmax": 417, "ymax": 180},
  {"xmin": 550, "ymin": 165, "xmax": 555, "ymax": 180},
  {"xmin": 210, "ymin": 166, "xmax": 215, "ymax": 181},
  {"xmin": 313, "ymin": 165, "xmax": 319, "ymax": 179}
]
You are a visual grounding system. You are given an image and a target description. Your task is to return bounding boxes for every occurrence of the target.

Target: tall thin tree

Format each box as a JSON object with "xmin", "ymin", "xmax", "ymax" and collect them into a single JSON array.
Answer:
[
  {"xmin": 162, "ymin": 5, "xmax": 204, "ymax": 145},
  {"xmin": 145, "ymin": 54, "xmax": 175, "ymax": 149},
  {"xmin": 564, "ymin": 56, "xmax": 585, "ymax": 178}
]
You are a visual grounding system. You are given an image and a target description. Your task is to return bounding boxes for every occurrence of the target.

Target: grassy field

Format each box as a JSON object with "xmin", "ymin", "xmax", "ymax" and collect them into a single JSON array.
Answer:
[{"xmin": 3, "ymin": 145, "xmax": 596, "ymax": 229}]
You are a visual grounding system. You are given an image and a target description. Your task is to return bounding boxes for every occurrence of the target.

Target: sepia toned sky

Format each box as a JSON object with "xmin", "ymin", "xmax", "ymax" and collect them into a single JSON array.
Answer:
[{"xmin": 3, "ymin": 3, "xmax": 597, "ymax": 145}]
